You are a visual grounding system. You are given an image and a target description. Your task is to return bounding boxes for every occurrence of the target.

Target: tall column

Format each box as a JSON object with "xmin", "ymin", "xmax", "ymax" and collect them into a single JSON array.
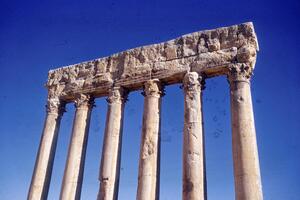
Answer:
[
  {"xmin": 182, "ymin": 72, "xmax": 206, "ymax": 200},
  {"xmin": 28, "ymin": 97, "xmax": 65, "ymax": 200},
  {"xmin": 136, "ymin": 79, "xmax": 164, "ymax": 200},
  {"xmin": 60, "ymin": 94, "xmax": 94, "ymax": 200},
  {"xmin": 228, "ymin": 64, "xmax": 263, "ymax": 200},
  {"xmin": 97, "ymin": 87, "xmax": 128, "ymax": 200}
]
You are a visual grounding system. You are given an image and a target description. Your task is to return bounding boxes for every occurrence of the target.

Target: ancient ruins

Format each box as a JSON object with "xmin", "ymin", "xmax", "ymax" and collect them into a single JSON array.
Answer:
[{"xmin": 28, "ymin": 22, "xmax": 263, "ymax": 200}]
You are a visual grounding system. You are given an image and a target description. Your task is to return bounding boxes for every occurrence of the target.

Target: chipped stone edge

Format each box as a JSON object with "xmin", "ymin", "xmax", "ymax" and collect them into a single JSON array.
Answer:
[{"xmin": 46, "ymin": 22, "xmax": 258, "ymax": 101}]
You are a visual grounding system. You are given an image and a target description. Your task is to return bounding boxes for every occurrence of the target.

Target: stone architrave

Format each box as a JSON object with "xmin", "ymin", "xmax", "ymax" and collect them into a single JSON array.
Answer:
[
  {"xmin": 228, "ymin": 64, "xmax": 263, "ymax": 200},
  {"xmin": 60, "ymin": 94, "xmax": 94, "ymax": 200},
  {"xmin": 182, "ymin": 72, "xmax": 206, "ymax": 200},
  {"xmin": 28, "ymin": 98, "xmax": 65, "ymax": 200},
  {"xmin": 45, "ymin": 22, "xmax": 258, "ymax": 102},
  {"xmin": 97, "ymin": 87, "xmax": 128, "ymax": 200},
  {"xmin": 136, "ymin": 79, "xmax": 164, "ymax": 200}
]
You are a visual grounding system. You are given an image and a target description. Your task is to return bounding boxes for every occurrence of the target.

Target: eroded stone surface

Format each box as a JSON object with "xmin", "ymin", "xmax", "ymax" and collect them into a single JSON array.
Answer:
[
  {"xmin": 60, "ymin": 95, "xmax": 94, "ymax": 200},
  {"xmin": 46, "ymin": 22, "xmax": 258, "ymax": 101},
  {"xmin": 183, "ymin": 72, "xmax": 205, "ymax": 200},
  {"xmin": 98, "ymin": 87, "xmax": 127, "ymax": 200},
  {"xmin": 30, "ymin": 22, "xmax": 262, "ymax": 200},
  {"xmin": 28, "ymin": 100, "xmax": 65, "ymax": 200},
  {"xmin": 228, "ymin": 65, "xmax": 263, "ymax": 200},
  {"xmin": 137, "ymin": 80, "xmax": 163, "ymax": 200}
]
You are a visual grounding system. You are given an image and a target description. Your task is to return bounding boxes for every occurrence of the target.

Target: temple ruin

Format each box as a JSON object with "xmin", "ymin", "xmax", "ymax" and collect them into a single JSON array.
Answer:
[{"xmin": 28, "ymin": 22, "xmax": 263, "ymax": 200}]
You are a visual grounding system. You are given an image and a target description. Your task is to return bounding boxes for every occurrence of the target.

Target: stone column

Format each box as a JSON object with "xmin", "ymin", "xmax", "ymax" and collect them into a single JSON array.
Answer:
[
  {"xmin": 136, "ymin": 79, "xmax": 164, "ymax": 200},
  {"xmin": 227, "ymin": 64, "xmax": 263, "ymax": 200},
  {"xmin": 28, "ymin": 97, "xmax": 65, "ymax": 200},
  {"xmin": 60, "ymin": 94, "xmax": 94, "ymax": 200},
  {"xmin": 97, "ymin": 87, "xmax": 128, "ymax": 200},
  {"xmin": 182, "ymin": 72, "xmax": 206, "ymax": 200}
]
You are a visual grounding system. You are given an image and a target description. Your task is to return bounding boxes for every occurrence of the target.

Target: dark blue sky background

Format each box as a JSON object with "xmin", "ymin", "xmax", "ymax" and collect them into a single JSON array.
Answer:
[{"xmin": 0, "ymin": 0, "xmax": 299, "ymax": 199}]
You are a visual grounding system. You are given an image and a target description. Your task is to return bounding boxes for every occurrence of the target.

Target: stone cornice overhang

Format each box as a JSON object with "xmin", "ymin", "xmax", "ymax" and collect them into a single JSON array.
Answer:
[{"xmin": 46, "ymin": 22, "xmax": 258, "ymax": 102}]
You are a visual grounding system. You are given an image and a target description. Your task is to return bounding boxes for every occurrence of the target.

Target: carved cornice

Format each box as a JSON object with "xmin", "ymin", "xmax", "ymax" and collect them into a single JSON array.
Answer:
[
  {"xmin": 45, "ymin": 22, "xmax": 258, "ymax": 100},
  {"xmin": 227, "ymin": 63, "xmax": 253, "ymax": 83},
  {"xmin": 46, "ymin": 97, "xmax": 65, "ymax": 115},
  {"xmin": 142, "ymin": 79, "xmax": 165, "ymax": 98},
  {"xmin": 74, "ymin": 94, "xmax": 95, "ymax": 109},
  {"xmin": 106, "ymin": 87, "xmax": 128, "ymax": 104}
]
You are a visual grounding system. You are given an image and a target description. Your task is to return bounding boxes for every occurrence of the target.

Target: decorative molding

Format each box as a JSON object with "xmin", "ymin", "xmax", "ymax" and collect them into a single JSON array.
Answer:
[
  {"xmin": 46, "ymin": 97, "xmax": 65, "ymax": 115},
  {"xmin": 227, "ymin": 63, "xmax": 253, "ymax": 83},
  {"xmin": 106, "ymin": 87, "xmax": 128, "ymax": 104},
  {"xmin": 142, "ymin": 79, "xmax": 165, "ymax": 98},
  {"xmin": 183, "ymin": 72, "xmax": 200, "ymax": 90},
  {"xmin": 183, "ymin": 72, "xmax": 205, "ymax": 99},
  {"xmin": 45, "ymin": 22, "xmax": 258, "ymax": 100},
  {"xmin": 74, "ymin": 94, "xmax": 95, "ymax": 109}
]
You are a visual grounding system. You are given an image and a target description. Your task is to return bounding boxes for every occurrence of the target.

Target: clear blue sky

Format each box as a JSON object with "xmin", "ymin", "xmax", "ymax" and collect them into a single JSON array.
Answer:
[{"xmin": 0, "ymin": 0, "xmax": 299, "ymax": 199}]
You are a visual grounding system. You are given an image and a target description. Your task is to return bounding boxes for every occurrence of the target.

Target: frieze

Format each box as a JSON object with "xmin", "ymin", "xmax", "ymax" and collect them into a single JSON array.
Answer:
[{"xmin": 46, "ymin": 22, "xmax": 258, "ymax": 100}]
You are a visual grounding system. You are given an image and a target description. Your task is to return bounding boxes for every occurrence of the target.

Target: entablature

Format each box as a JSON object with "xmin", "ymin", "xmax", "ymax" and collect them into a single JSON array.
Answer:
[{"xmin": 46, "ymin": 22, "xmax": 258, "ymax": 101}]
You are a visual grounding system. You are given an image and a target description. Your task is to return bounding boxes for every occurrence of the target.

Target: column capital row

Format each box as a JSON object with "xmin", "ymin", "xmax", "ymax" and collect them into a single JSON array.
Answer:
[
  {"xmin": 142, "ymin": 79, "xmax": 165, "ymax": 97},
  {"xmin": 227, "ymin": 63, "xmax": 253, "ymax": 83}
]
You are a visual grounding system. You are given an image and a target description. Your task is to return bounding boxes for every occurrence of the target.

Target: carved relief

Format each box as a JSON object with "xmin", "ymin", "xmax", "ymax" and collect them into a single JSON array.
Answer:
[
  {"xmin": 207, "ymin": 38, "xmax": 221, "ymax": 52},
  {"xmin": 74, "ymin": 94, "xmax": 95, "ymax": 109},
  {"xmin": 227, "ymin": 63, "xmax": 253, "ymax": 83},
  {"xmin": 106, "ymin": 87, "xmax": 128, "ymax": 104},
  {"xmin": 46, "ymin": 22, "xmax": 258, "ymax": 100},
  {"xmin": 46, "ymin": 97, "xmax": 65, "ymax": 114},
  {"xmin": 142, "ymin": 79, "xmax": 164, "ymax": 97},
  {"xmin": 183, "ymin": 72, "xmax": 205, "ymax": 99},
  {"xmin": 164, "ymin": 42, "xmax": 177, "ymax": 60}
]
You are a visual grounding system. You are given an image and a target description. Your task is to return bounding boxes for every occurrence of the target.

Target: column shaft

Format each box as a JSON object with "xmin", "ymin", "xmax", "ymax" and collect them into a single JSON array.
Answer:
[
  {"xmin": 28, "ymin": 98, "xmax": 64, "ymax": 200},
  {"xmin": 228, "ymin": 64, "xmax": 263, "ymax": 200},
  {"xmin": 182, "ymin": 72, "xmax": 206, "ymax": 200},
  {"xmin": 136, "ymin": 79, "xmax": 163, "ymax": 200},
  {"xmin": 97, "ymin": 87, "xmax": 127, "ymax": 200},
  {"xmin": 60, "ymin": 94, "xmax": 94, "ymax": 200}
]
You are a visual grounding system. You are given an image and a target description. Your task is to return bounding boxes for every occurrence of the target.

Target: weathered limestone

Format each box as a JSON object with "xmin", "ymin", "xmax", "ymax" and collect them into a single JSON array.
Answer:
[
  {"xmin": 46, "ymin": 22, "xmax": 258, "ymax": 101},
  {"xmin": 136, "ymin": 79, "xmax": 164, "ymax": 200},
  {"xmin": 97, "ymin": 87, "xmax": 128, "ymax": 200},
  {"xmin": 60, "ymin": 94, "xmax": 94, "ymax": 200},
  {"xmin": 28, "ymin": 98, "xmax": 65, "ymax": 200},
  {"xmin": 29, "ymin": 22, "xmax": 263, "ymax": 200},
  {"xmin": 182, "ymin": 72, "xmax": 206, "ymax": 200},
  {"xmin": 227, "ymin": 64, "xmax": 263, "ymax": 200}
]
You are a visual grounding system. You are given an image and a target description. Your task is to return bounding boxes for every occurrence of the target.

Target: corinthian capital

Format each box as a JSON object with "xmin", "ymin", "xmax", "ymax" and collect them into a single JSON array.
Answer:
[
  {"xmin": 46, "ymin": 97, "xmax": 65, "ymax": 115},
  {"xmin": 142, "ymin": 79, "xmax": 164, "ymax": 97},
  {"xmin": 227, "ymin": 63, "xmax": 253, "ymax": 83},
  {"xmin": 183, "ymin": 72, "xmax": 205, "ymax": 92},
  {"xmin": 74, "ymin": 94, "xmax": 95, "ymax": 109},
  {"xmin": 106, "ymin": 87, "xmax": 128, "ymax": 104}
]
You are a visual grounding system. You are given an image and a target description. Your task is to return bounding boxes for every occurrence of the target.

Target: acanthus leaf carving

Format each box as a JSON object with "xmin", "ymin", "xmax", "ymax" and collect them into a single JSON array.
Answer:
[
  {"xmin": 74, "ymin": 94, "xmax": 95, "ymax": 109},
  {"xmin": 227, "ymin": 63, "xmax": 253, "ymax": 83},
  {"xmin": 46, "ymin": 97, "xmax": 65, "ymax": 115},
  {"xmin": 106, "ymin": 87, "xmax": 128, "ymax": 104},
  {"xmin": 142, "ymin": 79, "xmax": 165, "ymax": 97},
  {"xmin": 183, "ymin": 72, "xmax": 205, "ymax": 99}
]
